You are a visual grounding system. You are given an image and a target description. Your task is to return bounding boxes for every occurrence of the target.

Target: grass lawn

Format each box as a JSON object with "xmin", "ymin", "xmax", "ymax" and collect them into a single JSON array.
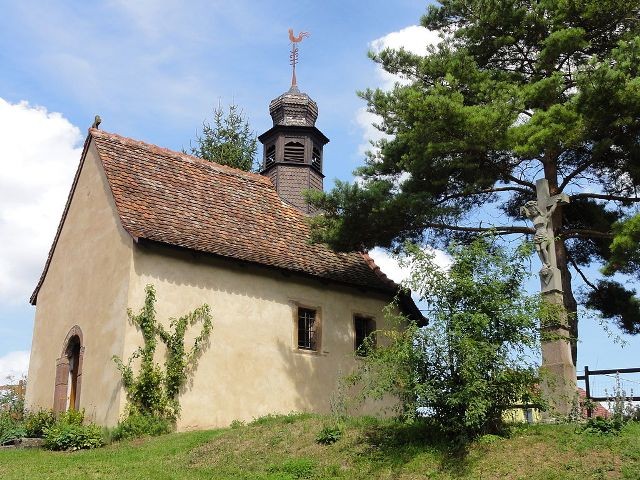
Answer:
[{"xmin": 1, "ymin": 414, "xmax": 638, "ymax": 479}]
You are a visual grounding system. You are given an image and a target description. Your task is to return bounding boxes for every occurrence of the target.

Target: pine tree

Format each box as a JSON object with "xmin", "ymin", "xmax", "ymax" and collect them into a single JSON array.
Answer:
[
  {"xmin": 309, "ymin": 0, "xmax": 640, "ymax": 361},
  {"xmin": 188, "ymin": 102, "xmax": 257, "ymax": 172}
]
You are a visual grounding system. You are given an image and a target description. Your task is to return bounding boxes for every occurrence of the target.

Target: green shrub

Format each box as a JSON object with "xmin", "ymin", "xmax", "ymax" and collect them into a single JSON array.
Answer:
[
  {"xmin": 43, "ymin": 422, "xmax": 103, "ymax": 451},
  {"xmin": 57, "ymin": 408, "xmax": 85, "ymax": 426},
  {"xmin": 582, "ymin": 416, "xmax": 624, "ymax": 436},
  {"xmin": 316, "ymin": 424, "xmax": 343, "ymax": 445},
  {"xmin": 23, "ymin": 409, "xmax": 55, "ymax": 437},
  {"xmin": 0, "ymin": 412, "xmax": 25, "ymax": 445},
  {"xmin": 111, "ymin": 413, "xmax": 172, "ymax": 441},
  {"xmin": 42, "ymin": 410, "xmax": 102, "ymax": 451}
]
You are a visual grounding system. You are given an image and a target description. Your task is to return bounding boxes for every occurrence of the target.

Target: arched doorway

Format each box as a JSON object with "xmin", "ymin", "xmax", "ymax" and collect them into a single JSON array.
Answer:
[{"xmin": 54, "ymin": 326, "xmax": 84, "ymax": 413}]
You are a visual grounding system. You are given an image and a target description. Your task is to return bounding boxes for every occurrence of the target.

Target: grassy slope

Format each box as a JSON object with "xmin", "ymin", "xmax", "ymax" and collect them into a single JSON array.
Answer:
[{"xmin": 0, "ymin": 414, "xmax": 639, "ymax": 480}]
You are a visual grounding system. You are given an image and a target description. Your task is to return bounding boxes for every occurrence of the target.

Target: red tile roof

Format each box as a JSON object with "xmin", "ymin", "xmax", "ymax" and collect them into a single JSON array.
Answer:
[
  {"xmin": 31, "ymin": 129, "xmax": 406, "ymax": 304},
  {"xmin": 578, "ymin": 388, "xmax": 611, "ymax": 418}
]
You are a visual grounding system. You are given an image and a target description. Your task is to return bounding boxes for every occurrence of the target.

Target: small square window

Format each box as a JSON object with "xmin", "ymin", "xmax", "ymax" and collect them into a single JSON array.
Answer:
[
  {"xmin": 354, "ymin": 316, "xmax": 376, "ymax": 356},
  {"xmin": 298, "ymin": 307, "xmax": 317, "ymax": 351}
]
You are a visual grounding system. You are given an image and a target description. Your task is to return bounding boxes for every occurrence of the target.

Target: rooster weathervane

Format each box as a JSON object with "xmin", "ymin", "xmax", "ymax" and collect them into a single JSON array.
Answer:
[{"xmin": 288, "ymin": 28, "xmax": 310, "ymax": 89}]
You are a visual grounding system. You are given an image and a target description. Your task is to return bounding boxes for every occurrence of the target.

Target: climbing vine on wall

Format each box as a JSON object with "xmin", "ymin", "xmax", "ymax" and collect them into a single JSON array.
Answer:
[{"xmin": 113, "ymin": 285, "xmax": 212, "ymax": 420}]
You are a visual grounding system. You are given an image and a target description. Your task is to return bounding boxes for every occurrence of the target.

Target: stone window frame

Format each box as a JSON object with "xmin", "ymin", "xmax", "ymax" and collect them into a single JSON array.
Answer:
[
  {"xmin": 353, "ymin": 314, "xmax": 377, "ymax": 356},
  {"xmin": 291, "ymin": 301, "xmax": 323, "ymax": 355},
  {"xmin": 53, "ymin": 325, "xmax": 85, "ymax": 413}
]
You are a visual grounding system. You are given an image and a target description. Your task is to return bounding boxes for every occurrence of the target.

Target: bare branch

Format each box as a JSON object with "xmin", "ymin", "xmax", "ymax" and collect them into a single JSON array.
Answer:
[
  {"xmin": 504, "ymin": 174, "xmax": 536, "ymax": 189},
  {"xmin": 568, "ymin": 256, "xmax": 599, "ymax": 292},
  {"xmin": 435, "ymin": 186, "xmax": 533, "ymax": 205},
  {"xmin": 559, "ymin": 158, "xmax": 595, "ymax": 191},
  {"xmin": 571, "ymin": 193, "xmax": 640, "ymax": 202},
  {"xmin": 562, "ymin": 229, "xmax": 613, "ymax": 240},
  {"xmin": 424, "ymin": 222, "xmax": 533, "ymax": 235},
  {"xmin": 488, "ymin": 186, "xmax": 533, "ymax": 195}
]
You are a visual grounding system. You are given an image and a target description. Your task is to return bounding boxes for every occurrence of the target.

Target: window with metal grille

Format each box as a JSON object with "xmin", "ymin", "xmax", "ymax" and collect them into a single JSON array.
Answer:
[
  {"xmin": 354, "ymin": 316, "xmax": 376, "ymax": 356},
  {"xmin": 297, "ymin": 307, "xmax": 317, "ymax": 350},
  {"xmin": 312, "ymin": 146, "xmax": 321, "ymax": 169},
  {"xmin": 265, "ymin": 144, "xmax": 276, "ymax": 167},
  {"xmin": 284, "ymin": 141, "xmax": 305, "ymax": 162}
]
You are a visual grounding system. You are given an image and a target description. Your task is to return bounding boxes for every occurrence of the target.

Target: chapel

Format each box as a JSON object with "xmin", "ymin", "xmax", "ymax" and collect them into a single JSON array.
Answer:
[{"xmin": 25, "ymin": 81, "xmax": 422, "ymax": 429}]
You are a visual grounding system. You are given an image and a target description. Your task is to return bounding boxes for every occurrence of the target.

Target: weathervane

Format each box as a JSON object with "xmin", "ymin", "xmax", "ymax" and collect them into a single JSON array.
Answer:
[{"xmin": 288, "ymin": 28, "xmax": 310, "ymax": 89}]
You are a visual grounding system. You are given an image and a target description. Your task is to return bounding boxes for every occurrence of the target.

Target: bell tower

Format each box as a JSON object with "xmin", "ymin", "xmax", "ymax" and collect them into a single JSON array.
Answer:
[{"xmin": 259, "ymin": 29, "xmax": 329, "ymax": 214}]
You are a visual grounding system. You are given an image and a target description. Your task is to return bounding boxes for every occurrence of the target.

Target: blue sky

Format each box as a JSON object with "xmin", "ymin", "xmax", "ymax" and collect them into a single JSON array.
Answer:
[{"xmin": 0, "ymin": 0, "xmax": 638, "ymax": 393}]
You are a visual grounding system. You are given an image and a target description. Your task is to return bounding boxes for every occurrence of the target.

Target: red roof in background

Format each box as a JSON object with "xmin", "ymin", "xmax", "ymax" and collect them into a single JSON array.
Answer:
[
  {"xmin": 578, "ymin": 388, "xmax": 611, "ymax": 418},
  {"xmin": 31, "ymin": 129, "xmax": 411, "ymax": 306}
]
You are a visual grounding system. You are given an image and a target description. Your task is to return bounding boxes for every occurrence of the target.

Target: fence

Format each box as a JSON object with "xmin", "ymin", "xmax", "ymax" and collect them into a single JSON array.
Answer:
[{"xmin": 577, "ymin": 366, "xmax": 640, "ymax": 418}]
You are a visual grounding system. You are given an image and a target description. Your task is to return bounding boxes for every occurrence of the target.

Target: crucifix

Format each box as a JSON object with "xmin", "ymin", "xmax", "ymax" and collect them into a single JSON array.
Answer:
[
  {"xmin": 521, "ymin": 178, "xmax": 576, "ymax": 415},
  {"xmin": 520, "ymin": 179, "xmax": 569, "ymax": 293}
]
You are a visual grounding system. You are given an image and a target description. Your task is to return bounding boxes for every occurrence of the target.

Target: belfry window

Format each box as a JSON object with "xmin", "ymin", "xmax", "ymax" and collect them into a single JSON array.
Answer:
[
  {"xmin": 284, "ymin": 141, "xmax": 305, "ymax": 162},
  {"xmin": 265, "ymin": 144, "xmax": 276, "ymax": 167},
  {"xmin": 312, "ymin": 146, "xmax": 321, "ymax": 170}
]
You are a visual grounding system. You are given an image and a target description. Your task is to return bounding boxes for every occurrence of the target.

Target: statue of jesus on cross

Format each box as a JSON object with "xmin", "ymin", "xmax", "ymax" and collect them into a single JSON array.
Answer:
[{"xmin": 520, "ymin": 179, "xmax": 569, "ymax": 292}]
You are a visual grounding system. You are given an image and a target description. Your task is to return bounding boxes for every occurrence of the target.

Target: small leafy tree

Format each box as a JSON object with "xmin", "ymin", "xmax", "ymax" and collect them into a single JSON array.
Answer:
[
  {"xmin": 113, "ymin": 285, "xmax": 212, "ymax": 421},
  {"xmin": 0, "ymin": 378, "xmax": 25, "ymax": 420},
  {"xmin": 188, "ymin": 102, "xmax": 258, "ymax": 172},
  {"xmin": 350, "ymin": 237, "xmax": 542, "ymax": 442}
]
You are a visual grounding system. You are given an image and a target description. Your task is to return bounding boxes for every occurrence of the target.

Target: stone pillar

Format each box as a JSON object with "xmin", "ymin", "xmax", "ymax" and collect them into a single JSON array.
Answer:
[
  {"xmin": 535, "ymin": 179, "xmax": 577, "ymax": 417},
  {"xmin": 74, "ymin": 346, "xmax": 85, "ymax": 411},
  {"xmin": 53, "ymin": 357, "xmax": 69, "ymax": 413},
  {"xmin": 540, "ymin": 290, "xmax": 577, "ymax": 417}
]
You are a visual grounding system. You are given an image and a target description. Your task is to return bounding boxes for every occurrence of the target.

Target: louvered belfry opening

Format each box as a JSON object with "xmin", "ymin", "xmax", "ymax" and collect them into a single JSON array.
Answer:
[
  {"xmin": 284, "ymin": 141, "xmax": 305, "ymax": 162},
  {"xmin": 258, "ymin": 85, "xmax": 329, "ymax": 214},
  {"xmin": 265, "ymin": 144, "xmax": 276, "ymax": 167},
  {"xmin": 312, "ymin": 146, "xmax": 321, "ymax": 170}
]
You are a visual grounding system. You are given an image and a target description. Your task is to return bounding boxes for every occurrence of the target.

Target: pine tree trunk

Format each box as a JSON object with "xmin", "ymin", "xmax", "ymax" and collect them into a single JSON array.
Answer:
[{"xmin": 556, "ymin": 239, "xmax": 578, "ymax": 366}]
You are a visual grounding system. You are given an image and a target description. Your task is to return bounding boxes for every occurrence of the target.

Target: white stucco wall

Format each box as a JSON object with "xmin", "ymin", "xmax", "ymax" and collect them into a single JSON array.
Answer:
[
  {"xmin": 25, "ymin": 140, "xmax": 133, "ymax": 425},
  {"xmin": 127, "ymin": 244, "xmax": 396, "ymax": 430}
]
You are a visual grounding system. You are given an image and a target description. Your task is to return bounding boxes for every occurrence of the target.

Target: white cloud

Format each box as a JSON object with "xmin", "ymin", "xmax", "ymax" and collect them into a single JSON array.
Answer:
[
  {"xmin": 0, "ymin": 350, "xmax": 30, "ymax": 382},
  {"xmin": 354, "ymin": 25, "xmax": 444, "ymax": 159},
  {"xmin": 369, "ymin": 246, "xmax": 451, "ymax": 286},
  {"xmin": 370, "ymin": 25, "xmax": 443, "ymax": 90},
  {"xmin": 354, "ymin": 107, "xmax": 387, "ymax": 158},
  {"xmin": 0, "ymin": 98, "xmax": 82, "ymax": 304},
  {"xmin": 370, "ymin": 25, "xmax": 442, "ymax": 56}
]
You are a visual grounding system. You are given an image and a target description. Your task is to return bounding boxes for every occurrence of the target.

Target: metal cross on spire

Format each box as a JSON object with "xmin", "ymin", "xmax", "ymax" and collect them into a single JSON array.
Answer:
[{"xmin": 288, "ymin": 28, "xmax": 310, "ymax": 90}]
